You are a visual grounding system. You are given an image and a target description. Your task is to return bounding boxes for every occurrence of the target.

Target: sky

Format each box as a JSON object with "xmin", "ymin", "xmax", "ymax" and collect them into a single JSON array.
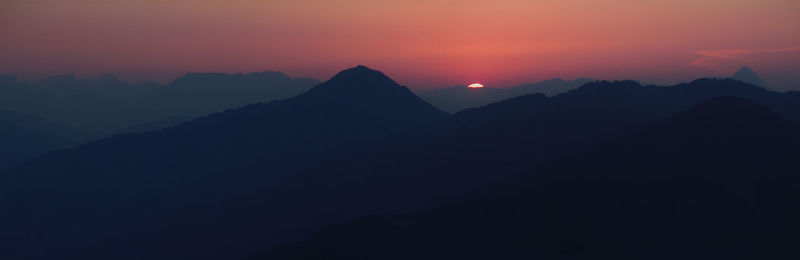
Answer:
[{"xmin": 1, "ymin": 0, "xmax": 799, "ymax": 91}]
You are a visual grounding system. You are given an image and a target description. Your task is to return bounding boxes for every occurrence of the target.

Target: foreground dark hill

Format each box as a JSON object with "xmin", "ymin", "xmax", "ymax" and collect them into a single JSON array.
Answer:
[
  {"xmin": 264, "ymin": 97, "xmax": 800, "ymax": 259},
  {"xmin": 2, "ymin": 75, "xmax": 800, "ymax": 259},
  {"xmin": 0, "ymin": 71, "xmax": 320, "ymax": 175},
  {"xmin": 0, "ymin": 66, "xmax": 446, "ymax": 259}
]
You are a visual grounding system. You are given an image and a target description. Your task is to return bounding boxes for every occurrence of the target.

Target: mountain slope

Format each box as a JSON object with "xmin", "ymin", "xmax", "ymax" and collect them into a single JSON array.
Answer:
[
  {"xmin": 505, "ymin": 77, "xmax": 595, "ymax": 97},
  {"xmin": 0, "ymin": 66, "xmax": 446, "ymax": 259},
  {"xmin": 0, "ymin": 120, "xmax": 71, "ymax": 172},
  {"xmin": 2, "ymin": 77, "xmax": 800, "ymax": 259},
  {"xmin": 225, "ymin": 79, "xmax": 800, "ymax": 258},
  {"xmin": 0, "ymin": 71, "xmax": 319, "ymax": 137},
  {"xmin": 263, "ymin": 97, "xmax": 800, "ymax": 259}
]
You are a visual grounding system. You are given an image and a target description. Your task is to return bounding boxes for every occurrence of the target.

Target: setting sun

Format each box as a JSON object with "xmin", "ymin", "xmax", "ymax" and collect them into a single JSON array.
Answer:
[{"xmin": 467, "ymin": 83, "xmax": 484, "ymax": 89}]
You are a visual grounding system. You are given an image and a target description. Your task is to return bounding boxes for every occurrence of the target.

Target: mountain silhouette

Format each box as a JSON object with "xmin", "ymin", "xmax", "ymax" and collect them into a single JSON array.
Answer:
[
  {"xmin": 420, "ymin": 77, "xmax": 595, "ymax": 112},
  {"xmin": 262, "ymin": 97, "xmax": 800, "ymax": 259},
  {"xmin": 2, "ymin": 76, "xmax": 800, "ymax": 259},
  {"xmin": 731, "ymin": 66, "xmax": 766, "ymax": 87},
  {"xmin": 0, "ymin": 71, "xmax": 321, "ymax": 171},
  {"xmin": 0, "ymin": 65, "xmax": 447, "ymax": 259},
  {"xmin": 141, "ymin": 71, "xmax": 319, "ymax": 121}
]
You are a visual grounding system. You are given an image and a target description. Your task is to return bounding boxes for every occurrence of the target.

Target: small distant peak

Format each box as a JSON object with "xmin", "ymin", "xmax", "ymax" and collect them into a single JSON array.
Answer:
[
  {"xmin": 737, "ymin": 66, "xmax": 754, "ymax": 72},
  {"xmin": 732, "ymin": 65, "xmax": 765, "ymax": 87}
]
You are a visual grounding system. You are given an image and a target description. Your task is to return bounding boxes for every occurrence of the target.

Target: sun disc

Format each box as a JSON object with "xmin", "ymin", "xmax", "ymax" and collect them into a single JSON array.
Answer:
[{"xmin": 467, "ymin": 83, "xmax": 484, "ymax": 88}]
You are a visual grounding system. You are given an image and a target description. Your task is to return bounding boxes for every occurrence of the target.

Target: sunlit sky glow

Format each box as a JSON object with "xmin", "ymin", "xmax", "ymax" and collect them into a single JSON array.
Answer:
[{"xmin": 1, "ymin": 0, "xmax": 799, "ymax": 90}]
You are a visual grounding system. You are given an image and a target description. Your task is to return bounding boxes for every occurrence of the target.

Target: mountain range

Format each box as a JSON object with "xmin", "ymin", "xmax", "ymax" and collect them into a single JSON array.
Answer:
[
  {"xmin": 263, "ymin": 97, "xmax": 800, "ymax": 259},
  {"xmin": 1, "ymin": 66, "xmax": 799, "ymax": 259},
  {"xmin": 420, "ymin": 77, "xmax": 595, "ymax": 112},
  {"xmin": 0, "ymin": 71, "xmax": 319, "ymax": 172},
  {"xmin": 420, "ymin": 66, "xmax": 776, "ymax": 113},
  {"xmin": 0, "ymin": 71, "xmax": 319, "ymax": 137}
]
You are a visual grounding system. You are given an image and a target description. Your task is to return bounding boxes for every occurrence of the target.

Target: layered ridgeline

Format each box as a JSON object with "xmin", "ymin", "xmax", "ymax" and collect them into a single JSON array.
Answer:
[
  {"xmin": 420, "ymin": 77, "xmax": 594, "ymax": 112},
  {"xmin": 263, "ymin": 97, "xmax": 800, "ymax": 259},
  {"xmin": 2, "ymin": 66, "xmax": 800, "ymax": 259},
  {"xmin": 0, "ymin": 114, "xmax": 71, "ymax": 172},
  {"xmin": 0, "ymin": 66, "xmax": 448, "ymax": 259},
  {"xmin": 0, "ymin": 71, "xmax": 319, "ymax": 137},
  {"xmin": 420, "ymin": 65, "xmax": 776, "ymax": 114},
  {"xmin": 0, "ymin": 71, "xmax": 318, "ymax": 173}
]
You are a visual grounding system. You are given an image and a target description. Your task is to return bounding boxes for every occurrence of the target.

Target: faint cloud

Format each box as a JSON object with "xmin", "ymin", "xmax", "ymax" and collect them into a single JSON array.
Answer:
[
  {"xmin": 689, "ymin": 57, "xmax": 717, "ymax": 68},
  {"xmin": 690, "ymin": 46, "xmax": 800, "ymax": 68}
]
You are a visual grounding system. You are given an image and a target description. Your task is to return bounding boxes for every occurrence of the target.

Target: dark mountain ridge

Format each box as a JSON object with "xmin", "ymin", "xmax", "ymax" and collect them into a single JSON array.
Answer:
[
  {"xmin": 263, "ymin": 97, "xmax": 800, "ymax": 259},
  {"xmin": 2, "ymin": 72, "xmax": 800, "ymax": 259},
  {"xmin": 0, "ymin": 70, "xmax": 321, "ymax": 172},
  {"xmin": 0, "ymin": 65, "xmax": 447, "ymax": 259}
]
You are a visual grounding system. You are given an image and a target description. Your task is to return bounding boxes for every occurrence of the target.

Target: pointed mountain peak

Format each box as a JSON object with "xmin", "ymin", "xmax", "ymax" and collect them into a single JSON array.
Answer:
[
  {"xmin": 309, "ymin": 65, "xmax": 405, "ymax": 95},
  {"xmin": 326, "ymin": 65, "xmax": 397, "ymax": 86},
  {"xmin": 736, "ymin": 66, "xmax": 756, "ymax": 74},
  {"xmin": 296, "ymin": 65, "xmax": 446, "ymax": 117},
  {"xmin": 731, "ymin": 66, "xmax": 765, "ymax": 87}
]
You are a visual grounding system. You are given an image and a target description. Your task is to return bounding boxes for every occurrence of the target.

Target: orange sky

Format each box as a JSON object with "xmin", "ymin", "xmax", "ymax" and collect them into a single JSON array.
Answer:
[{"xmin": 1, "ymin": 0, "xmax": 799, "ymax": 90}]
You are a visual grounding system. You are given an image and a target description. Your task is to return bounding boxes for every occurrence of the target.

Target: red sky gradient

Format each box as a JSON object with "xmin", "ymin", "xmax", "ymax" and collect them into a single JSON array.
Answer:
[{"xmin": 1, "ymin": 0, "xmax": 799, "ymax": 91}]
